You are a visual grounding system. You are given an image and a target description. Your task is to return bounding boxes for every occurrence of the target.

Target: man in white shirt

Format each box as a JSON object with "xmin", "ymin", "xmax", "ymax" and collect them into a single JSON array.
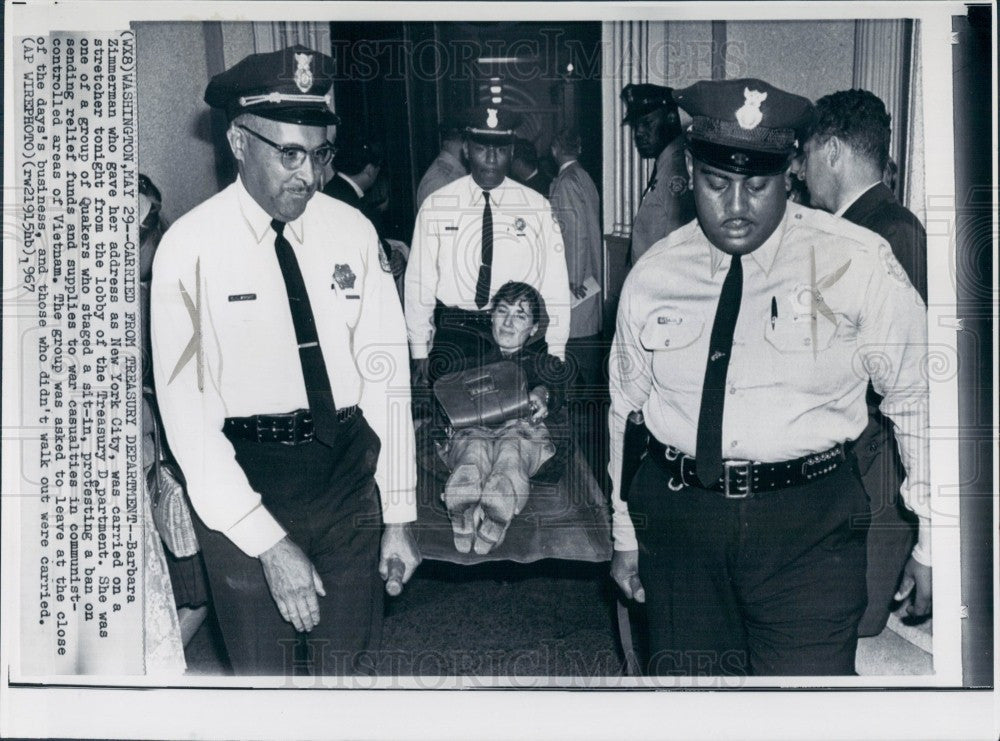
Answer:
[
  {"xmin": 406, "ymin": 106, "xmax": 571, "ymax": 385},
  {"xmin": 151, "ymin": 45, "xmax": 419, "ymax": 675},
  {"xmin": 609, "ymin": 79, "xmax": 931, "ymax": 675}
]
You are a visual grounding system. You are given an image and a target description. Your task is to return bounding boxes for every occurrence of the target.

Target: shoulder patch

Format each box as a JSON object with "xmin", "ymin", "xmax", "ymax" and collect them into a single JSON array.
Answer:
[
  {"xmin": 667, "ymin": 175, "xmax": 688, "ymax": 195},
  {"xmin": 878, "ymin": 243, "xmax": 910, "ymax": 286}
]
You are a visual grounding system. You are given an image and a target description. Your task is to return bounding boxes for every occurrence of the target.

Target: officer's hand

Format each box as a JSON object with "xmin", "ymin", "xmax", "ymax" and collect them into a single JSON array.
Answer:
[
  {"xmin": 570, "ymin": 282, "xmax": 588, "ymax": 299},
  {"xmin": 528, "ymin": 387, "xmax": 549, "ymax": 423},
  {"xmin": 258, "ymin": 536, "xmax": 326, "ymax": 633},
  {"xmin": 611, "ymin": 549, "xmax": 645, "ymax": 603},
  {"xmin": 380, "ymin": 523, "xmax": 421, "ymax": 596},
  {"xmin": 895, "ymin": 557, "xmax": 932, "ymax": 619},
  {"xmin": 413, "ymin": 358, "xmax": 431, "ymax": 388}
]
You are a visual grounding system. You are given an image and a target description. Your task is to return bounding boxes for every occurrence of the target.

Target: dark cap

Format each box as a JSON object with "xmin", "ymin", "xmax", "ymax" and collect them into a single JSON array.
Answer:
[
  {"xmin": 463, "ymin": 106, "xmax": 523, "ymax": 142},
  {"xmin": 621, "ymin": 83, "xmax": 675, "ymax": 125},
  {"xmin": 204, "ymin": 44, "xmax": 341, "ymax": 126},
  {"xmin": 673, "ymin": 78, "xmax": 814, "ymax": 176}
]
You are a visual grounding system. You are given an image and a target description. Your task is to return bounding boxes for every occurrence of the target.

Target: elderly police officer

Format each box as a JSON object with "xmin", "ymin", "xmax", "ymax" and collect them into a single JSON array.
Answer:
[
  {"xmin": 406, "ymin": 106, "xmax": 571, "ymax": 384},
  {"xmin": 621, "ymin": 83, "xmax": 695, "ymax": 264},
  {"xmin": 609, "ymin": 79, "xmax": 931, "ymax": 676},
  {"xmin": 151, "ymin": 45, "xmax": 419, "ymax": 675}
]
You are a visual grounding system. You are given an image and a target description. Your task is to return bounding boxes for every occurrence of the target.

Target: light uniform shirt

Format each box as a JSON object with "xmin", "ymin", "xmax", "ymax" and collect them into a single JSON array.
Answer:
[
  {"xmin": 415, "ymin": 149, "xmax": 468, "ymax": 211},
  {"xmin": 548, "ymin": 160, "xmax": 602, "ymax": 338},
  {"xmin": 406, "ymin": 174, "xmax": 572, "ymax": 359},
  {"xmin": 151, "ymin": 178, "xmax": 417, "ymax": 557},
  {"xmin": 609, "ymin": 201, "xmax": 931, "ymax": 562},
  {"xmin": 629, "ymin": 138, "xmax": 694, "ymax": 263}
]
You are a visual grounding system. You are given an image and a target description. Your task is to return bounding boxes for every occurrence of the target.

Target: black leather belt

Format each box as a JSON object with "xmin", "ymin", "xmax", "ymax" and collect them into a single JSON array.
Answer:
[
  {"xmin": 647, "ymin": 438, "xmax": 845, "ymax": 498},
  {"xmin": 224, "ymin": 407, "xmax": 358, "ymax": 444},
  {"xmin": 433, "ymin": 301, "xmax": 490, "ymax": 330}
]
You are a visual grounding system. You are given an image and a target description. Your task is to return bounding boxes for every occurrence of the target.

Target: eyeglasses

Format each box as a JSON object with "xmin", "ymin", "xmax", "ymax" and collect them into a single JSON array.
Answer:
[{"xmin": 237, "ymin": 125, "xmax": 336, "ymax": 170}]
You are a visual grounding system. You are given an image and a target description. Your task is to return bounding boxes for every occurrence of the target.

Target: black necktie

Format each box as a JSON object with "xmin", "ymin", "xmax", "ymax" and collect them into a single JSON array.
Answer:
[
  {"xmin": 271, "ymin": 219, "xmax": 339, "ymax": 444},
  {"xmin": 474, "ymin": 191, "xmax": 493, "ymax": 309},
  {"xmin": 696, "ymin": 254, "xmax": 743, "ymax": 486}
]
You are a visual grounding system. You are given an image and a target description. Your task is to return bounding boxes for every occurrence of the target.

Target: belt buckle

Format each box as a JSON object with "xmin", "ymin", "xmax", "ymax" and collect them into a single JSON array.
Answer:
[{"xmin": 723, "ymin": 461, "xmax": 752, "ymax": 499}]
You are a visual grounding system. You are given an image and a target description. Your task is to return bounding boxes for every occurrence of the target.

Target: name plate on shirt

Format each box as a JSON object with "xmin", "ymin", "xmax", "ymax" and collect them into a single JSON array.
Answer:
[{"xmin": 228, "ymin": 293, "xmax": 257, "ymax": 302}]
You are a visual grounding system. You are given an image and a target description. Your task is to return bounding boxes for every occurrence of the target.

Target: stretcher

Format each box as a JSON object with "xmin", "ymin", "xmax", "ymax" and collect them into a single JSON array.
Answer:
[
  {"xmin": 412, "ymin": 430, "xmax": 612, "ymax": 565},
  {"xmin": 404, "ymin": 410, "xmax": 643, "ymax": 675}
]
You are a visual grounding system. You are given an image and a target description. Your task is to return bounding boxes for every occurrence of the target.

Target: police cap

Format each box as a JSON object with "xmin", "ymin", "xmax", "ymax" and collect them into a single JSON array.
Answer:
[
  {"xmin": 463, "ymin": 105, "xmax": 523, "ymax": 143},
  {"xmin": 204, "ymin": 44, "xmax": 341, "ymax": 126},
  {"xmin": 673, "ymin": 78, "xmax": 814, "ymax": 176},
  {"xmin": 621, "ymin": 83, "xmax": 676, "ymax": 125}
]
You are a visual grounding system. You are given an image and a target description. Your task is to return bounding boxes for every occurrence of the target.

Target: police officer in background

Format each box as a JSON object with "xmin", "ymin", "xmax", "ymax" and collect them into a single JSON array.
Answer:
[
  {"xmin": 152, "ymin": 46, "xmax": 419, "ymax": 675},
  {"xmin": 406, "ymin": 106, "xmax": 571, "ymax": 385},
  {"xmin": 415, "ymin": 118, "xmax": 468, "ymax": 211},
  {"xmin": 621, "ymin": 83, "xmax": 695, "ymax": 264},
  {"xmin": 609, "ymin": 79, "xmax": 931, "ymax": 676}
]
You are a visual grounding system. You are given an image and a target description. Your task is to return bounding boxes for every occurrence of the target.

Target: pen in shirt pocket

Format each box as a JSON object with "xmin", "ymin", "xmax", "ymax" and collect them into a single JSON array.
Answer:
[{"xmin": 770, "ymin": 296, "xmax": 778, "ymax": 329}]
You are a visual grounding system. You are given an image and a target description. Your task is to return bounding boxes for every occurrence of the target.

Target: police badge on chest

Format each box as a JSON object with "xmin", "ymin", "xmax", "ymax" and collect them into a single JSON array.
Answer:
[{"xmin": 333, "ymin": 263, "xmax": 357, "ymax": 290}]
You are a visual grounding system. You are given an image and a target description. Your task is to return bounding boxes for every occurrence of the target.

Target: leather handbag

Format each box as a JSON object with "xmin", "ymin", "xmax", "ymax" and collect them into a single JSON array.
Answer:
[
  {"xmin": 151, "ymin": 461, "xmax": 200, "ymax": 558},
  {"xmin": 433, "ymin": 360, "xmax": 531, "ymax": 429},
  {"xmin": 146, "ymin": 389, "xmax": 200, "ymax": 558}
]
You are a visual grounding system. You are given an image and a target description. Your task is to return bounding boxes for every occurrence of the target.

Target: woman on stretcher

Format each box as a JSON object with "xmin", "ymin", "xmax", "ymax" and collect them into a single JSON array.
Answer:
[{"xmin": 435, "ymin": 281, "xmax": 570, "ymax": 555}]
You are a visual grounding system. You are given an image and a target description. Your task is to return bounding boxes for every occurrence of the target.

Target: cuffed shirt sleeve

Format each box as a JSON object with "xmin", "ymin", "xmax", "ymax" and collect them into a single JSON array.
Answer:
[
  {"xmin": 859, "ymin": 245, "xmax": 932, "ymax": 564},
  {"xmin": 607, "ymin": 275, "xmax": 655, "ymax": 552},
  {"xmin": 404, "ymin": 205, "xmax": 438, "ymax": 359},
  {"xmin": 539, "ymin": 202, "xmax": 572, "ymax": 359},
  {"xmin": 356, "ymin": 224, "xmax": 418, "ymax": 524}
]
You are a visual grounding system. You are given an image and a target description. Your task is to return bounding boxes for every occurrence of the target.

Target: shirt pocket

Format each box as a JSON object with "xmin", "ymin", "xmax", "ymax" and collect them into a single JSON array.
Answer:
[
  {"xmin": 763, "ymin": 311, "xmax": 837, "ymax": 354},
  {"xmin": 217, "ymin": 285, "xmax": 271, "ymax": 330},
  {"xmin": 328, "ymin": 270, "xmax": 363, "ymax": 328},
  {"xmin": 640, "ymin": 310, "xmax": 705, "ymax": 393},
  {"xmin": 639, "ymin": 311, "xmax": 704, "ymax": 351}
]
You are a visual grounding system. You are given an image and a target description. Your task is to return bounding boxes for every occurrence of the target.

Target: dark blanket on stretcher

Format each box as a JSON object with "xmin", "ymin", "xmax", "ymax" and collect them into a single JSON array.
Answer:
[{"xmin": 414, "ymin": 430, "xmax": 612, "ymax": 565}]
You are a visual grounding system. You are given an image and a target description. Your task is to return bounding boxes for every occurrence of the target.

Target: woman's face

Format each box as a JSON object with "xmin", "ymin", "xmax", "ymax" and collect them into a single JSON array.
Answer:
[{"xmin": 491, "ymin": 299, "xmax": 537, "ymax": 353}]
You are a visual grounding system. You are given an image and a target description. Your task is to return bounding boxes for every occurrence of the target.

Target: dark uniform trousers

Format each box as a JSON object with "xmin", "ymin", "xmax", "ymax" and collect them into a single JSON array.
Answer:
[
  {"xmin": 193, "ymin": 412, "xmax": 384, "ymax": 676},
  {"xmin": 628, "ymin": 456, "xmax": 869, "ymax": 676}
]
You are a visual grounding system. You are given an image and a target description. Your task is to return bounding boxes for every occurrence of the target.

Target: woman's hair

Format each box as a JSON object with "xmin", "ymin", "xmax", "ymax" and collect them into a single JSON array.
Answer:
[{"xmin": 490, "ymin": 281, "xmax": 542, "ymax": 324}]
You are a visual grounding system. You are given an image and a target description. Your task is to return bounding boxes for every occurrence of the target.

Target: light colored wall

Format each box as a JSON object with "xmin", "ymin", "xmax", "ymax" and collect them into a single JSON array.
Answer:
[
  {"xmin": 221, "ymin": 22, "xmax": 256, "ymax": 70},
  {"xmin": 726, "ymin": 21, "xmax": 855, "ymax": 102},
  {"xmin": 136, "ymin": 22, "xmax": 220, "ymax": 225},
  {"xmin": 662, "ymin": 21, "xmax": 714, "ymax": 90}
]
